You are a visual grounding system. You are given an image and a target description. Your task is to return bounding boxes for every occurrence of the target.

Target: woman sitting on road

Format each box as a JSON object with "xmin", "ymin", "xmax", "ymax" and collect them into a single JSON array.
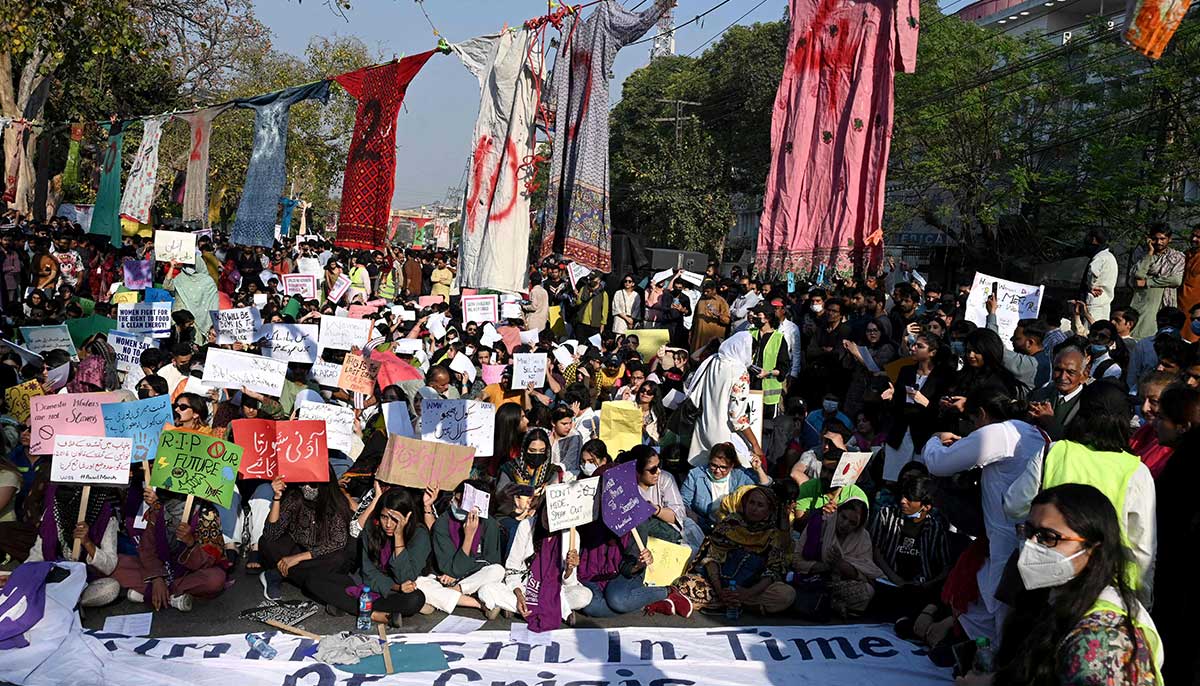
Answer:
[
  {"xmin": 419, "ymin": 479, "xmax": 506, "ymax": 618},
  {"xmin": 497, "ymin": 428, "xmax": 563, "ymax": 492},
  {"xmin": 791, "ymin": 497, "xmax": 882, "ymax": 620},
  {"xmin": 357, "ymin": 488, "xmax": 431, "ymax": 625},
  {"xmin": 25, "ymin": 476, "xmax": 123, "ymax": 607},
  {"xmin": 680, "ymin": 441, "xmax": 771, "ymax": 533}
]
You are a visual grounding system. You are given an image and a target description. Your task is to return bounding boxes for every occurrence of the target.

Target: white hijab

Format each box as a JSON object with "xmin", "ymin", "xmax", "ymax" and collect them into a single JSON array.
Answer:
[{"xmin": 686, "ymin": 331, "xmax": 755, "ymax": 467}]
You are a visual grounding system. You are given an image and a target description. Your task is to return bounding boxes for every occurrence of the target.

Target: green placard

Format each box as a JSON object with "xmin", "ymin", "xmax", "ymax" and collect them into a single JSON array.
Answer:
[
  {"xmin": 76, "ymin": 297, "xmax": 96, "ymax": 316},
  {"xmin": 150, "ymin": 430, "xmax": 243, "ymax": 508},
  {"xmin": 66, "ymin": 314, "xmax": 117, "ymax": 347}
]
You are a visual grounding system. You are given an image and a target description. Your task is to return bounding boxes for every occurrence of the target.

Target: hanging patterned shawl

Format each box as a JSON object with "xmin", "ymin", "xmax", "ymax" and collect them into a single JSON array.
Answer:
[
  {"xmin": 62, "ymin": 124, "xmax": 85, "ymax": 193},
  {"xmin": 279, "ymin": 197, "xmax": 298, "ymax": 237},
  {"xmin": 91, "ymin": 122, "xmax": 126, "ymax": 247},
  {"xmin": 231, "ymin": 81, "xmax": 331, "ymax": 248},
  {"xmin": 119, "ymin": 116, "xmax": 168, "ymax": 225},
  {"xmin": 1124, "ymin": 0, "xmax": 1193, "ymax": 58},
  {"xmin": 2, "ymin": 120, "xmax": 29, "ymax": 204},
  {"xmin": 334, "ymin": 52, "xmax": 435, "ymax": 251},
  {"xmin": 177, "ymin": 104, "xmax": 232, "ymax": 227},
  {"xmin": 452, "ymin": 29, "xmax": 544, "ymax": 293}
]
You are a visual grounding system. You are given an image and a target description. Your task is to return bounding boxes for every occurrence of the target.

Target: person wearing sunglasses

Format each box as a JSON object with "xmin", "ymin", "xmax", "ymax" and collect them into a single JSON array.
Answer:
[
  {"xmin": 171, "ymin": 393, "xmax": 212, "ymax": 433},
  {"xmin": 611, "ymin": 273, "xmax": 642, "ymax": 334},
  {"xmin": 680, "ymin": 442, "xmax": 771, "ymax": 534},
  {"xmin": 623, "ymin": 445, "xmax": 703, "ymax": 554}
]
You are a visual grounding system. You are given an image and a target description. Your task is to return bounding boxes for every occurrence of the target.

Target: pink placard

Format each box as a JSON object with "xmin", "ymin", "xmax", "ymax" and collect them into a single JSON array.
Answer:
[
  {"xmin": 366, "ymin": 298, "xmax": 387, "ymax": 307},
  {"xmin": 30, "ymin": 392, "xmax": 122, "ymax": 455},
  {"xmin": 481, "ymin": 364, "xmax": 505, "ymax": 385},
  {"xmin": 417, "ymin": 295, "xmax": 444, "ymax": 308},
  {"xmin": 498, "ymin": 326, "xmax": 522, "ymax": 354},
  {"xmin": 348, "ymin": 304, "xmax": 379, "ymax": 319}
]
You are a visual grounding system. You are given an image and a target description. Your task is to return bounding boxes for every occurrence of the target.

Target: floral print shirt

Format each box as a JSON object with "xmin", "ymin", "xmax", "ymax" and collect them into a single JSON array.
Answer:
[{"xmin": 1059, "ymin": 609, "xmax": 1158, "ymax": 686}]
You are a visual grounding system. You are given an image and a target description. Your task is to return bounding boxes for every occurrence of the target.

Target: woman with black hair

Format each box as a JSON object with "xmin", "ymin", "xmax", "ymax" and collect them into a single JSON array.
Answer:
[
  {"xmin": 1003, "ymin": 381, "xmax": 1156, "ymax": 608},
  {"xmin": 964, "ymin": 484, "xmax": 1162, "ymax": 686},
  {"xmin": 357, "ymin": 488, "xmax": 430, "ymax": 625},
  {"xmin": 25, "ymin": 478, "xmax": 123, "ymax": 606},
  {"xmin": 883, "ymin": 333, "xmax": 952, "ymax": 480},
  {"xmin": 940, "ymin": 329, "xmax": 1026, "ymax": 436},
  {"xmin": 421, "ymin": 479, "xmax": 505, "ymax": 617},
  {"xmin": 488, "ymin": 402, "xmax": 528, "ymax": 478},
  {"xmin": 497, "ymin": 428, "xmax": 562, "ymax": 491},
  {"xmin": 548, "ymin": 405, "xmax": 583, "ymax": 478}
]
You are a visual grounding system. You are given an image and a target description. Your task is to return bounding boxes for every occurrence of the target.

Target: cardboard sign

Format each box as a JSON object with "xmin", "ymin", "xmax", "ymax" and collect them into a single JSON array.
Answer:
[
  {"xmin": 108, "ymin": 330, "xmax": 155, "ymax": 373},
  {"xmin": 545, "ymin": 477, "xmax": 600, "ymax": 532},
  {"xmin": 153, "ymin": 230, "xmax": 197, "ymax": 264},
  {"xmin": 462, "ymin": 294, "xmax": 499, "ymax": 326},
  {"xmin": 462, "ymin": 483, "xmax": 491, "ymax": 518},
  {"xmin": 318, "ymin": 315, "xmax": 373, "ymax": 351},
  {"xmin": 566, "ymin": 262, "xmax": 590, "ymax": 289},
  {"xmin": 202, "ymin": 347, "xmax": 287, "ymax": 396},
  {"xmin": 211, "ymin": 307, "xmax": 262, "ymax": 344},
  {"xmin": 377, "ymin": 434, "xmax": 475, "ymax": 491},
  {"xmin": 829, "ymin": 450, "xmax": 875, "ymax": 489},
  {"xmin": 118, "ymin": 302, "xmax": 173, "ymax": 338},
  {"xmin": 600, "ymin": 461, "xmax": 657, "ymax": 537},
  {"xmin": 102, "ymin": 395, "xmax": 173, "ymax": 463},
  {"xmin": 338, "ymin": 353, "xmax": 380, "ymax": 395},
  {"xmin": 19, "ymin": 324, "xmax": 77, "ymax": 356},
  {"xmin": 111, "ymin": 290, "xmax": 140, "ymax": 305},
  {"xmin": 327, "ymin": 274, "xmax": 352, "ymax": 303},
  {"xmin": 50, "ymin": 435, "xmax": 133, "ymax": 485},
  {"xmin": 30, "ymin": 392, "xmax": 120, "ymax": 455},
  {"xmin": 511, "ymin": 353, "xmax": 547, "ymax": 390},
  {"xmin": 123, "ymin": 260, "xmax": 154, "ymax": 290},
  {"xmin": 964, "ymin": 271, "xmax": 1044, "ymax": 350},
  {"xmin": 644, "ymin": 537, "xmax": 693, "ymax": 587},
  {"xmin": 549, "ymin": 306, "xmax": 565, "ymax": 337},
  {"xmin": 257, "ymin": 323, "xmax": 319, "ymax": 363},
  {"xmin": 282, "ymin": 274, "xmax": 318, "ymax": 299},
  {"xmin": 627, "ymin": 329, "xmax": 670, "ymax": 362},
  {"xmin": 419, "ymin": 399, "xmax": 495, "ymax": 458},
  {"xmin": 297, "ymin": 401, "xmax": 355, "ymax": 453},
  {"xmin": 600, "ymin": 400, "xmax": 643, "ymax": 455},
  {"xmin": 231, "ymin": 419, "xmax": 330, "ymax": 481},
  {"xmin": 150, "ymin": 430, "xmax": 242, "ymax": 508},
  {"xmin": 4, "ymin": 378, "xmax": 43, "ymax": 423}
]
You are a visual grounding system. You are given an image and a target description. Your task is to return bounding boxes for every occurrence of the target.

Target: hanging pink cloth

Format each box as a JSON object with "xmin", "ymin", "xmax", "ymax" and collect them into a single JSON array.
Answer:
[{"xmin": 756, "ymin": 0, "xmax": 919, "ymax": 278}]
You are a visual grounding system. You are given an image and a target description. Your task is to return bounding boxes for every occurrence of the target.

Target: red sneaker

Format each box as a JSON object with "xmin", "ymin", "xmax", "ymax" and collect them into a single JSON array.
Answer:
[
  {"xmin": 667, "ymin": 591, "xmax": 694, "ymax": 618},
  {"xmin": 643, "ymin": 599, "xmax": 675, "ymax": 616}
]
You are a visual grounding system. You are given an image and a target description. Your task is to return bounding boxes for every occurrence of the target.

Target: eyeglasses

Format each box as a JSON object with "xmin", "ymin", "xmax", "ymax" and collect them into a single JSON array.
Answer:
[
  {"xmin": 642, "ymin": 464, "xmax": 660, "ymax": 474},
  {"xmin": 708, "ymin": 462, "xmax": 732, "ymax": 473},
  {"xmin": 1016, "ymin": 522, "xmax": 1087, "ymax": 548},
  {"xmin": 173, "ymin": 404, "xmax": 193, "ymax": 412}
]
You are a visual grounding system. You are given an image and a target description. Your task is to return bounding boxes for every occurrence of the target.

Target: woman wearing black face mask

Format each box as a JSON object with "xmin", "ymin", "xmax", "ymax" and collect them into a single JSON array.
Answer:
[
  {"xmin": 497, "ymin": 428, "xmax": 562, "ymax": 492},
  {"xmin": 136, "ymin": 374, "xmax": 169, "ymax": 399}
]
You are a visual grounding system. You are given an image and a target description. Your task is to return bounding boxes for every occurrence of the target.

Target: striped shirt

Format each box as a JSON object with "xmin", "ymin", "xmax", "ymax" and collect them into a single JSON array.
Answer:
[{"xmin": 868, "ymin": 506, "xmax": 952, "ymax": 584}]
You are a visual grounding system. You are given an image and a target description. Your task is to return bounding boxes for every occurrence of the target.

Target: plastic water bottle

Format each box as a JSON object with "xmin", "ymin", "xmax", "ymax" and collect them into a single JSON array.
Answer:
[
  {"xmin": 357, "ymin": 586, "xmax": 373, "ymax": 631},
  {"xmin": 245, "ymin": 633, "xmax": 278, "ymax": 659},
  {"xmin": 725, "ymin": 580, "xmax": 741, "ymax": 620},
  {"xmin": 973, "ymin": 637, "xmax": 994, "ymax": 673}
]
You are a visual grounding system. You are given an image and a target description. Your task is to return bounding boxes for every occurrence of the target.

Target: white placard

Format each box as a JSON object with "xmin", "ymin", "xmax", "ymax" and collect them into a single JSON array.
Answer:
[
  {"xmin": 394, "ymin": 339, "xmax": 424, "ymax": 355},
  {"xmin": 19, "ymin": 324, "xmax": 77, "ymax": 357},
  {"xmin": 552, "ymin": 346, "xmax": 574, "ymax": 367},
  {"xmin": 501, "ymin": 302, "xmax": 523, "ymax": 320},
  {"xmin": 382, "ymin": 401, "xmax": 414, "ymax": 437},
  {"xmin": 153, "ymin": 230, "xmax": 197, "ymax": 264},
  {"xmin": 211, "ymin": 307, "xmax": 262, "ymax": 345},
  {"xmin": 298, "ymin": 401, "xmax": 355, "ymax": 453},
  {"xmin": 964, "ymin": 271, "xmax": 1044, "ymax": 350},
  {"xmin": 449, "ymin": 352, "xmax": 477, "ymax": 383},
  {"xmin": 651, "ymin": 268, "xmax": 675, "ymax": 286},
  {"xmin": 512, "ymin": 353, "xmax": 547, "ymax": 389},
  {"xmin": 50, "ymin": 435, "xmax": 133, "ymax": 485},
  {"xmin": 258, "ymin": 323, "xmax": 319, "ymax": 363},
  {"xmin": 518, "ymin": 329, "xmax": 540, "ymax": 345},
  {"xmin": 309, "ymin": 358, "xmax": 342, "ymax": 387},
  {"xmin": 327, "ymin": 274, "xmax": 351, "ymax": 303},
  {"xmin": 461, "ymin": 483, "xmax": 491, "ymax": 519},
  {"xmin": 829, "ymin": 450, "xmax": 876, "ymax": 489},
  {"xmin": 281, "ymin": 274, "xmax": 317, "ymax": 299},
  {"xmin": 420, "ymin": 398, "xmax": 495, "ymax": 457},
  {"xmin": 566, "ymin": 262, "xmax": 591, "ymax": 288},
  {"xmin": 480, "ymin": 323, "xmax": 503, "ymax": 348},
  {"xmin": 461, "ymin": 294, "xmax": 499, "ymax": 326},
  {"xmin": 202, "ymin": 347, "xmax": 287, "ymax": 396},
  {"xmin": 318, "ymin": 315, "xmax": 373, "ymax": 351},
  {"xmin": 117, "ymin": 302, "xmax": 173, "ymax": 338},
  {"xmin": 107, "ymin": 330, "xmax": 155, "ymax": 373},
  {"xmin": 545, "ymin": 477, "xmax": 600, "ymax": 531}
]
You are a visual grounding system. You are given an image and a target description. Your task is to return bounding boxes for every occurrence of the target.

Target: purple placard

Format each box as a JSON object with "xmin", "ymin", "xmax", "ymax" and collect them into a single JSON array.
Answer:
[
  {"xmin": 123, "ymin": 260, "xmax": 153, "ymax": 290},
  {"xmin": 600, "ymin": 461, "xmax": 656, "ymax": 537}
]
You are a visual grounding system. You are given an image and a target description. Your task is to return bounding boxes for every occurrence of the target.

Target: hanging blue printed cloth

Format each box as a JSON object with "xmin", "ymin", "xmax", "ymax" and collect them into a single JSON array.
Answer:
[
  {"xmin": 230, "ymin": 81, "xmax": 330, "ymax": 247},
  {"xmin": 279, "ymin": 196, "xmax": 299, "ymax": 237}
]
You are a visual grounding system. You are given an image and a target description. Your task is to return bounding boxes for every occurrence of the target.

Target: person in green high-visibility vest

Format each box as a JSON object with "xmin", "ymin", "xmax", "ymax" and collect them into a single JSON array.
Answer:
[{"xmin": 749, "ymin": 306, "xmax": 790, "ymax": 417}]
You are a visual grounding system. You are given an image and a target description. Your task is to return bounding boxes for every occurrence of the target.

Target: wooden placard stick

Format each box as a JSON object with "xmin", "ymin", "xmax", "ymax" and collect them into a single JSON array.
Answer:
[
  {"xmin": 182, "ymin": 494, "xmax": 195, "ymax": 522},
  {"xmin": 378, "ymin": 624, "xmax": 395, "ymax": 674},
  {"xmin": 71, "ymin": 485, "xmax": 92, "ymax": 561},
  {"xmin": 264, "ymin": 619, "xmax": 320, "ymax": 639}
]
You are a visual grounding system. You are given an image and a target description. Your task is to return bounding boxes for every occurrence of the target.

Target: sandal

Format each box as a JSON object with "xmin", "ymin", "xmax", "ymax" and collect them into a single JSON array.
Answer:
[
  {"xmin": 245, "ymin": 549, "xmax": 262, "ymax": 574},
  {"xmin": 225, "ymin": 547, "xmax": 241, "ymax": 569}
]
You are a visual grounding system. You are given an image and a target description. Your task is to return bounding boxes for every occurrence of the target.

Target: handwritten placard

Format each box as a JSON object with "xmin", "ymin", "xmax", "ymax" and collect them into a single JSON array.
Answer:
[
  {"xmin": 829, "ymin": 450, "xmax": 875, "ymax": 489},
  {"xmin": 338, "ymin": 353, "xmax": 380, "ymax": 395},
  {"xmin": 123, "ymin": 260, "xmax": 153, "ymax": 290},
  {"xmin": 50, "ymin": 435, "xmax": 133, "ymax": 485},
  {"xmin": 511, "ymin": 353, "xmax": 547, "ymax": 390},
  {"xmin": 102, "ymin": 395, "xmax": 173, "ymax": 463},
  {"xmin": 318, "ymin": 314, "xmax": 373, "ymax": 351},
  {"xmin": 202, "ymin": 347, "xmax": 287, "ymax": 396},
  {"xmin": 108, "ymin": 330, "xmax": 155, "ymax": 373},
  {"xmin": 282, "ymin": 274, "xmax": 318, "ymax": 299},
  {"xmin": 462, "ymin": 483, "xmax": 491, "ymax": 518},
  {"xmin": 419, "ymin": 399, "xmax": 495, "ymax": 458},
  {"xmin": 30, "ymin": 392, "xmax": 120, "ymax": 455},
  {"xmin": 211, "ymin": 307, "xmax": 262, "ymax": 344},
  {"xmin": 964, "ymin": 271, "xmax": 1044, "ymax": 350},
  {"xmin": 150, "ymin": 430, "xmax": 242, "ymax": 508},
  {"xmin": 348, "ymin": 304, "xmax": 379, "ymax": 319},
  {"xmin": 462, "ymin": 294, "xmax": 499, "ymax": 326},
  {"xmin": 19, "ymin": 324, "xmax": 77, "ymax": 356},
  {"xmin": 308, "ymin": 359, "xmax": 343, "ymax": 388},
  {"xmin": 644, "ymin": 537, "xmax": 693, "ymax": 587},
  {"xmin": 112, "ymin": 290, "xmax": 139, "ymax": 305},
  {"xmin": 258, "ymin": 323, "xmax": 319, "ymax": 363},
  {"xmin": 600, "ymin": 461, "xmax": 656, "ymax": 537},
  {"xmin": 417, "ymin": 295, "xmax": 444, "ymax": 308},
  {"xmin": 600, "ymin": 400, "xmax": 643, "ymax": 455},
  {"xmin": 545, "ymin": 477, "xmax": 600, "ymax": 532},
  {"xmin": 231, "ymin": 419, "xmax": 329, "ymax": 481},
  {"xmin": 4, "ymin": 378, "xmax": 43, "ymax": 423},
  {"xmin": 153, "ymin": 230, "xmax": 197, "ymax": 264},
  {"xmin": 117, "ymin": 302, "xmax": 173, "ymax": 338},
  {"xmin": 297, "ymin": 401, "xmax": 355, "ymax": 453},
  {"xmin": 327, "ymin": 274, "xmax": 352, "ymax": 303},
  {"xmin": 377, "ymin": 435, "xmax": 475, "ymax": 491}
]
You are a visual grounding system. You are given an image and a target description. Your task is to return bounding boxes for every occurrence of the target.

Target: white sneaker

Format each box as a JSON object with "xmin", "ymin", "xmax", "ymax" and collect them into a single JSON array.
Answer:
[
  {"xmin": 169, "ymin": 594, "xmax": 193, "ymax": 612},
  {"xmin": 127, "ymin": 589, "xmax": 144, "ymax": 604}
]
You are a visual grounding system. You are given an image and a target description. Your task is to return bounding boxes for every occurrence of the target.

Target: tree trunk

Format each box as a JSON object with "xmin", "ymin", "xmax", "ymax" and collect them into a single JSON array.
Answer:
[{"xmin": 1, "ymin": 49, "xmax": 52, "ymax": 216}]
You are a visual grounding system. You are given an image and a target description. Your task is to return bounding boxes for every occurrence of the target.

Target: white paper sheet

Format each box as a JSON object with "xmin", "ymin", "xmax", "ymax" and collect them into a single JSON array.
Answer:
[
  {"xmin": 102, "ymin": 612, "xmax": 154, "ymax": 637},
  {"xmin": 430, "ymin": 615, "xmax": 487, "ymax": 634}
]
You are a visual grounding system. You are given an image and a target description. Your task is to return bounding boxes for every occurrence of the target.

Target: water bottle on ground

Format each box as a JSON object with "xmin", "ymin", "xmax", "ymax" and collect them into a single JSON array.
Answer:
[
  {"xmin": 245, "ymin": 633, "xmax": 278, "ymax": 659},
  {"xmin": 973, "ymin": 637, "xmax": 994, "ymax": 673},
  {"xmin": 725, "ymin": 580, "xmax": 741, "ymax": 621},
  {"xmin": 357, "ymin": 586, "xmax": 373, "ymax": 631}
]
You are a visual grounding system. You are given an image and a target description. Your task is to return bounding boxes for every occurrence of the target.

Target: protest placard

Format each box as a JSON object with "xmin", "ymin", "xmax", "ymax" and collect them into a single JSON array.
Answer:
[
  {"xmin": 230, "ymin": 419, "xmax": 329, "ymax": 481},
  {"xmin": 281, "ymin": 274, "xmax": 318, "ymax": 299},
  {"xmin": 123, "ymin": 260, "xmax": 153, "ymax": 290},
  {"xmin": 497, "ymin": 326, "xmax": 522, "ymax": 354},
  {"xmin": 644, "ymin": 537, "xmax": 693, "ymax": 587},
  {"xmin": 448, "ymin": 352, "xmax": 476, "ymax": 383},
  {"xmin": 46, "ymin": 362, "xmax": 69, "ymax": 392},
  {"xmin": 348, "ymin": 304, "xmax": 379, "ymax": 319},
  {"xmin": 211, "ymin": 307, "xmax": 262, "ymax": 344},
  {"xmin": 518, "ymin": 329, "xmax": 539, "ymax": 345},
  {"xmin": 462, "ymin": 483, "xmax": 491, "ymax": 518},
  {"xmin": 202, "ymin": 347, "xmax": 287, "ymax": 396},
  {"xmin": 417, "ymin": 295, "xmax": 444, "ymax": 308},
  {"xmin": 30, "ymin": 392, "xmax": 120, "ymax": 454},
  {"xmin": 829, "ymin": 450, "xmax": 876, "ymax": 489},
  {"xmin": 548, "ymin": 306, "xmax": 565, "ymax": 336},
  {"xmin": 308, "ymin": 359, "xmax": 342, "ymax": 388},
  {"xmin": 111, "ymin": 290, "xmax": 139, "ymax": 305},
  {"xmin": 545, "ymin": 477, "xmax": 600, "ymax": 532},
  {"xmin": 153, "ymin": 230, "xmax": 196, "ymax": 264},
  {"xmin": 143, "ymin": 287, "xmax": 172, "ymax": 303},
  {"xmin": 50, "ymin": 435, "xmax": 133, "ymax": 485},
  {"xmin": 108, "ymin": 330, "xmax": 155, "ymax": 372},
  {"xmin": 19, "ymin": 324, "xmax": 77, "ymax": 356},
  {"xmin": 150, "ymin": 430, "xmax": 242, "ymax": 508},
  {"xmin": 481, "ymin": 364, "xmax": 505, "ymax": 385},
  {"xmin": 382, "ymin": 401, "xmax": 414, "ymax": 437},
  {"xmin": 1, "ymin": 337, "xmax": 44, "ymax": 367},
  {"xmin": 501, "ymin": 302, "xmax": 523, "ymax": 321},
  {"xmin": 627, "ymin": 329, "xmax": 671, "ymax": 363},
  {"xmin": 566, "ymin": 262, "xmax": 590, "ymax": 289},
  {"xmin": 102, "ymin": 395, "xmax": 173, "ymax": 463},
  {"xmin": 257, "ymin": 323, "xmax": 318, "ymax": 363},
  {"xmin": 600, "ymin": 401, "xmax": 643, "ymax": 454},
  {"xmin": 511, "ymin": 353, "xmax": 547, "ymax": 389},
  {"xmin": 76, "ymin": 297, "xmax": 95, "ymax": 315},
  {"xmin": 338, "ymin": 353, "xmax": 380, "ymax": 394},
  {"xmin": 327, "ymin": 274, "xmax": 351, "ymax": 303},
  {"xmin": 318, "ymin": 314, "xmax": 373, "ymax": 351},
  {"xmin": 297, "ymin": 401, "xmax": 355, "ymax": 453},
  {"xmin": 552, "ymin": 346, "xmax": 574, "ymax": 368},
  {"xmin": 117, "ymin": 302, "xmax": 172, "ymax": 338},
  {"xmin": 600, "ymin": 461, "xmax": 656, "ymax": 538},
  {"xmin": 66, "ymin": 314, "xmax": 118, "ymax": 347},
  {"xmin": 420, "ymin": 398, "xmax": 495, "ymax": 457},
  {"xmin": 462, "ymin": 294, "xmax": 499, "ymax": 326},
  {"xmin": 964, "ymin": 271, "xmax": 1044, "ymax": 349},
  {"xmin": 4, "ymin": 378, "xmax": 42, "ymax": 423},
  {"xmin": 376, "ymin": 435, "xmax": 475, "ymax": 491}
]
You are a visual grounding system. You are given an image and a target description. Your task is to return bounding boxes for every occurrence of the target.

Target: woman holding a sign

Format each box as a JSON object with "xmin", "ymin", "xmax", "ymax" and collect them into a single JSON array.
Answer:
[
  {"xmin": 423, "ymin": 479, "xmax": 506, "ymax": 617},
  {"xmin": 25, "ymin": 482, "xmax": 123, "ymax": 606},
  {"xmin": 259, "ymin": 470, "xmax": 355, "ymax": 608}
]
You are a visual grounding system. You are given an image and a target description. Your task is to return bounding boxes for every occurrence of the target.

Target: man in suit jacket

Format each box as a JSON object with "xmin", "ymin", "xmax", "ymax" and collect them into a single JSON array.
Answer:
[{"xmin": 1028, "ymin": 348, "xmax": 1089, "ymax": 439}]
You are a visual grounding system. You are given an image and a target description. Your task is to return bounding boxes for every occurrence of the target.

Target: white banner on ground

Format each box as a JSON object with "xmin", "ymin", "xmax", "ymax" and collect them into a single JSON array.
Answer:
[{"xmin": 964, "ymin": 271, "xmax": 1044, "ymax": 350}]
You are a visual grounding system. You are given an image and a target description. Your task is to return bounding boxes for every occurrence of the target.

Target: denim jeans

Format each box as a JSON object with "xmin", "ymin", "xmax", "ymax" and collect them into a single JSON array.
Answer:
[
  {"xmin": 680, "ymin": 518, "xmax": 705, "ymax": 555},
  {"xmin": 603, "ymin": 572, "xmax": 669, "ymax": 615},
  {"xmin": 214, "ymin": 482, "xmax": 275, "ymax": 541}
]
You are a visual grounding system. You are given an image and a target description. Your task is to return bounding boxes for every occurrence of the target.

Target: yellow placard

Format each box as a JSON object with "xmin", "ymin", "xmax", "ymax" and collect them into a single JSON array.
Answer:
[
  {"xmin": 626, "ymin": 329, "xmax": 670, "ymax": 363},
  {"xmin": 111, "ymin": 290, "xmax": 139, "ymax": 305},
  {"xmin": 4, "ymin": 379, "xmax": 43, "ymax": 423},
  {"xmin": 548, "ymin": 305, "xmax": 566, "ymax": 337},
  {"xmin": 600, "ymin": 400, "xmax": 643, "ymax": 455},
  {"xmin": 644, "ymin": 536, "xmax": 693, "ymax": 587}
]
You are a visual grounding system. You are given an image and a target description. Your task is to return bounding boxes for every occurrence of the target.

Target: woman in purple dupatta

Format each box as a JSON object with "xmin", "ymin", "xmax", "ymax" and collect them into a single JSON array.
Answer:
[{"xmin": 24, "ymin": 481, "xmax": 122, "ymax": 607}]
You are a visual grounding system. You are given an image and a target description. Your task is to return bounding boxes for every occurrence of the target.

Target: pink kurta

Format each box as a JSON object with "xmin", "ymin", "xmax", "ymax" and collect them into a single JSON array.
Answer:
[{"xmin": 756, "ymin": 0, "xmax": 919, "ymax": 278}]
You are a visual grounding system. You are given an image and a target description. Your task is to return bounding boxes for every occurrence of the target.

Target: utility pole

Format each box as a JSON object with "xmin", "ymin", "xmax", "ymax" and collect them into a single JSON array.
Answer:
[
  {"xmin": 653, "ymin": 98, "xmax": 701, "ymax": 147},
  {"xmin": 649, "ymin": 8, "xmax": 676, "ymax": 60}
]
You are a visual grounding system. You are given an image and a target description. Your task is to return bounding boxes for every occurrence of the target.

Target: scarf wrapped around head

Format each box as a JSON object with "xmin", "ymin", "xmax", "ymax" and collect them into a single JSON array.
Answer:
[
  {"xmin": 700, "ymin": 486, "xmax": 788, "ymax": 581},
  {"xmin": 67, "ymin": 355, "xmax": 107, "ymax": 392}
]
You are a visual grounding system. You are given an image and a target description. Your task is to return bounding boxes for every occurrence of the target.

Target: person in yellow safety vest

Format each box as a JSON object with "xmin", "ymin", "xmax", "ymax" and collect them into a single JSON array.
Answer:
[
  {"xmin": 976, "ymin": 483, "xmax": 1163, "ymax": 686},
  {"xmin": 749, "ymin": 306, "xmax": 790, "ymax": 416},
  {"xmin": 1003, "ymin": 381, "xmax": 1156, "ymax": 609}
]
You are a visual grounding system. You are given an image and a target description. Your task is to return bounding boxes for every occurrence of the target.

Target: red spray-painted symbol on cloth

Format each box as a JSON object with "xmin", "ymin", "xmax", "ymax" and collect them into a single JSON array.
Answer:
[
  {"xmin": 465, "ymin": 135, "xmax": 519, "ymax": 234},
  {"xmin": 190, "ymin": 127, "xmax": 204, "ymax": 162}
]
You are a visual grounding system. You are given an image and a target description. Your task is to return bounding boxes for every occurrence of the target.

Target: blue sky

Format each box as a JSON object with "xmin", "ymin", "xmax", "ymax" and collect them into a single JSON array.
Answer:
[{"xmin": 253, "ymin": 0, "xmax": 786, "ymax": 210}]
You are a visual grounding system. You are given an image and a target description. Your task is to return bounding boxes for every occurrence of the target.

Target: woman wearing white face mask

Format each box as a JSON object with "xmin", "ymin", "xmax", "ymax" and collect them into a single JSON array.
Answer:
[
  {"xmin": 679, "ymin": 442, "xmax": 771, "ymax": 533},
  {"xmin": 958, "ymin": 483, "xmax": 1162, "ymax": 686}
]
